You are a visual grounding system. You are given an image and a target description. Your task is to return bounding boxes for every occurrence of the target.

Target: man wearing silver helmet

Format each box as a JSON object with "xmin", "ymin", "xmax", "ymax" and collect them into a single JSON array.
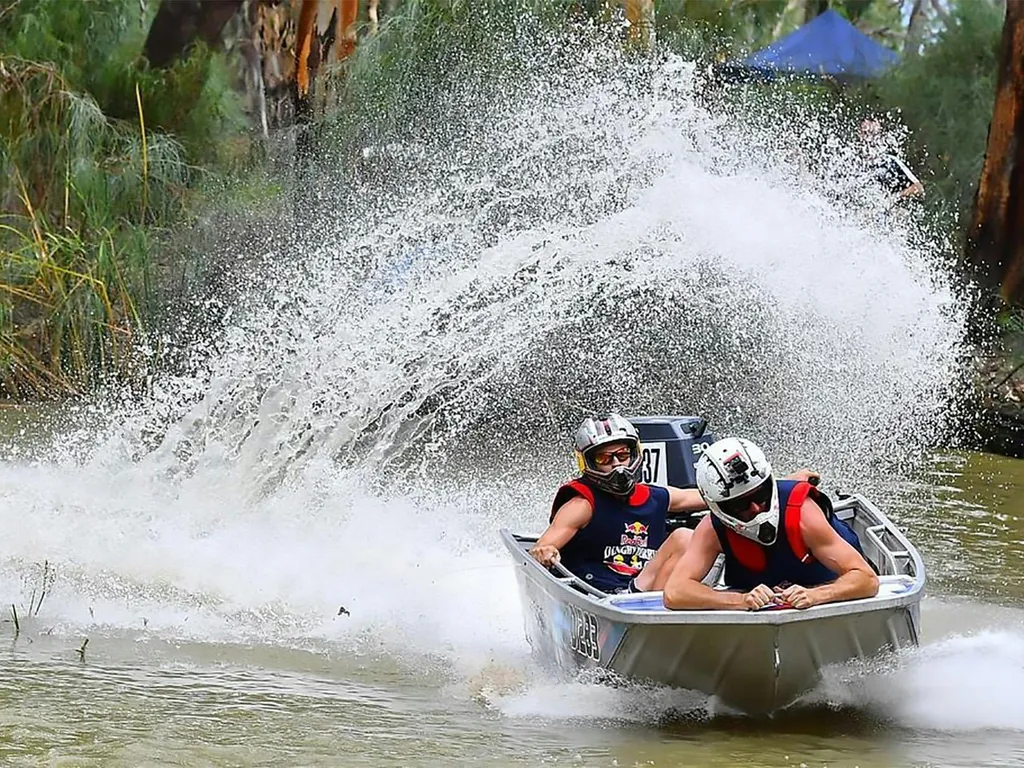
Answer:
[
  {"xmin": 662, "ymin": 437, "xmax": 879, "ymax": 611},
  {"xmin": 528, "ymin": 415, "xmax": 819, "ymax": 595}
]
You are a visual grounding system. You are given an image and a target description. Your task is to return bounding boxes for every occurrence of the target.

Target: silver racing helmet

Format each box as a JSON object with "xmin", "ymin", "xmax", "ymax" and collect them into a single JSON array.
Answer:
[
  {"xmin": 574, "ymin": 413, "xmax": 643, "ymax": 497},
  {"xmin": 695, "ymin": 437, "xmax": 778, "ymax": 545}
]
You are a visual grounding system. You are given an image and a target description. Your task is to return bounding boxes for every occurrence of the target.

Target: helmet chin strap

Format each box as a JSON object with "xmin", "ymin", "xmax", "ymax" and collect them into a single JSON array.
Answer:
[
  {"xmin": 724, "ymin": 506, "xmax": 778, "ymax": 545},
  {"xmin": 756, "ymin": 522, "xmax": 777, "ymax": 545}
]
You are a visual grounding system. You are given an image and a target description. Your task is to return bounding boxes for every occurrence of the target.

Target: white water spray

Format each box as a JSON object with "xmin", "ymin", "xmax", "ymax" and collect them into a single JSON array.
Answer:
[{"xmin": 0, "ymin": 34, "xmax": 984, "ymax": 727}]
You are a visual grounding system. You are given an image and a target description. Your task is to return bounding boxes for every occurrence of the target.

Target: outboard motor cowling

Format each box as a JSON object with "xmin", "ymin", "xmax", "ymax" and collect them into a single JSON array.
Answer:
[{"xmin": 626, "ymin": 415, "xmax": 717, "ymax": 489}]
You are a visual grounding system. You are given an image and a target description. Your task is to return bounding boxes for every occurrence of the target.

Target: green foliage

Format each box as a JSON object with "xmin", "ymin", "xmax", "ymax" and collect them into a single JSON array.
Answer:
[
  {"xmin": 998, "ymin": 308, "xmax": 1024, "ymax": 336},
  {"xmin": 655, "ymin": 0, "xmax": 900, "ymax": 64},
  {"xmin": 864, "ymin": 0, "xmax": 1004, "ymax": 227},
  {"xmin": 0, "ymin": 57, "xmax": 189, "ymax": 225},
  {"xmin": 0, "ymin": 0, "xmax": 247, "ymax": 169},
  {"xmin": 655, "ymin": 0, "xmax": 793, "ymax": 63},
  {"xmin": 0, "ymin": 0, "xmax": 250, "ymax": 397}
]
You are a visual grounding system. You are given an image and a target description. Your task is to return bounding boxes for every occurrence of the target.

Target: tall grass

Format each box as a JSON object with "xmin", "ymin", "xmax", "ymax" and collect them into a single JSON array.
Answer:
[
  {"xmin": 1, "ymin": 55, "xmax": 171, "ymax": 396},
  {"xmin": 0, "ymin": 0, "xmax": 249, "ymax": 398},
  {"xmin": 0, "ymin": 204, "xmax": 148, "ymax": 398}
]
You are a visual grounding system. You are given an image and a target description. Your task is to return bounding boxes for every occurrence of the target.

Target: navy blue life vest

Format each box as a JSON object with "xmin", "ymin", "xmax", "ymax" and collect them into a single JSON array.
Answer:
[
  {"xmin": 710, "ymin": 479, "xmax": 864, "ymax": 592},
  {"xmin": 551, "ymin": 479, "xmax": 669, "ymax": 593}
]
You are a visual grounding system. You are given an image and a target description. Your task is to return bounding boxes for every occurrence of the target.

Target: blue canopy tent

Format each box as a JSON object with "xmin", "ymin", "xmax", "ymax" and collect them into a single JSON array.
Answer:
[{"xmin": 718, "ymin": 9, "xmax": 899, "ymax": 82}]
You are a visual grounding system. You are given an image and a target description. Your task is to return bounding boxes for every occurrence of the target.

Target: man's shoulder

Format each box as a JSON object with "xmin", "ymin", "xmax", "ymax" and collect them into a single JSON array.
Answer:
[
  {"xmin": 550, "ymin": 480, "xmax": 595, "ymax": 522},
  {"xmin": 553, "ymin": 480, "xmax": 594, "ymax": 502},
  {"xmin": 642, "ymin": 483, "xmax": 671, "ymax": 502},
  {"xmin": 795, "ymin": 493, "xmax": 830, "ymax": 536}
]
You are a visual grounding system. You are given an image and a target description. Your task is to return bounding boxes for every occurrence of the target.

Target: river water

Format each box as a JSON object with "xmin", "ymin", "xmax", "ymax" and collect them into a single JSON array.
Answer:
[
  {"xmin": 2, "ymin": 37, "xmax": 1023, "ymax": 768},
  {"xmin": 1, "ymin": 449, "xmax": 1022, "ymax": 767}
]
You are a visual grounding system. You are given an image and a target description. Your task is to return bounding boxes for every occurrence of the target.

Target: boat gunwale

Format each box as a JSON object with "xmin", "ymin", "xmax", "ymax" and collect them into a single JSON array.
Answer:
[{"xmin": 501, "ymin": 492, "xmax": 924, "ymax": 627}]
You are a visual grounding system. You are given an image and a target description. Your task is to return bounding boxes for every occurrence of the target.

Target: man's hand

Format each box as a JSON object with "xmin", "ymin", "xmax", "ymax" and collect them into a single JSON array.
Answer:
[
  {"xmin": 898, "ymin": 181, "xmax": 925, "ymax": 199},
  {"xmin": 787, "ymin": 468, "xmax": 821, "ymax": 485},
  {"xmin": 529, "ymin": 544, "xmax": 561, "ymax": 567},
  {"xmin": 741, "ymin": 584, "xmax": 778, "ymax": 611},
  {"xmin": 775, "ymin": 583, "xmax": 817, "ymax": 610}
]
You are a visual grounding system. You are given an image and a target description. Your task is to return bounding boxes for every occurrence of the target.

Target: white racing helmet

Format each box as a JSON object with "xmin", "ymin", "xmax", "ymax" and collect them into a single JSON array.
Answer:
[
  {"xmin": 695, "ymin": 437, "xmax": 778, "ymax": 544},
  {"xmin": 574, "ymin": 413, "xmax": 643, "ymax": 497}
]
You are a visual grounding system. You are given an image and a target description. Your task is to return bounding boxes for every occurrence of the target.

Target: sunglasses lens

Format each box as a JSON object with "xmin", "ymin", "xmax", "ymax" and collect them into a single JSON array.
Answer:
[
  {"xmin": 718, "ymin": 481, "xmax": 773, "ymax": 522},
  {"xmin": 592, "ymin": 447, "xmax": 634, "ymax": 468}
]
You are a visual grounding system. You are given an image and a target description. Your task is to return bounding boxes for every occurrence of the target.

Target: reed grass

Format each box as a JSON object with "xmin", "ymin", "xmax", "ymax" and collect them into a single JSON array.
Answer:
[
  {"xmin": 28, "ymin": 560, "xmax": 54, "ymax": 616},
  {"xmin": 0, "ymin": 0, "xmax": 249, "ymax": 398},
  {"xmin": 6, "ymin": 560, "xmax": 55, "ymax": 638},
  {"xmin": 1, "ymin": 184, "xmax": 151, "ymax": 397}
]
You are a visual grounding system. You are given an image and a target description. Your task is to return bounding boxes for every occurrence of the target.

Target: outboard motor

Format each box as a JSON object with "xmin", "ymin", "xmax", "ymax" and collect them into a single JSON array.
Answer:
[{"xmin": 627, "ymin": 415, "xmax": 717, "ymax": 489}]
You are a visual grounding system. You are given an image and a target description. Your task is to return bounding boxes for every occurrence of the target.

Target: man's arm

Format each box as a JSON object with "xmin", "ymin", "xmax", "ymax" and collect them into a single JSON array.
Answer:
[
  {"xmin": 667, "ymin": 486, "xmax": 706, "ymax": 513},
  {"xmin": 777, "ymin": 499, "xmax": 879, "ymax": 609},
  {"xmin": 889, "ymin": 155, "xmax": 924, "ymax": 200},
  {"xmin": 662, "ymin": 518, "xmax": 748, "ymax": 610},
  {"xmin": 528, "ymin": 496, "xmax": 592, "ymax": 567},
  {"xmin": 897, "ymin": 180, "xmax": 925, "ymax": 199}
]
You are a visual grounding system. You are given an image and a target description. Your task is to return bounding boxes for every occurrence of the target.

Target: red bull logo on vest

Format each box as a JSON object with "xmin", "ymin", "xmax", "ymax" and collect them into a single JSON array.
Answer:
[{"xmin": 621, "ymin": 521, "xmax": 649, "ymax": 546}]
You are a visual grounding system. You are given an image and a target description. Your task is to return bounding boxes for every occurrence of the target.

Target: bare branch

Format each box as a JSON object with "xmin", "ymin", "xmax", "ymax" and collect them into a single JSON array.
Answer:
[{"xmin": 930, "ymin": 0, "xmax": 953, "ymax": 28}]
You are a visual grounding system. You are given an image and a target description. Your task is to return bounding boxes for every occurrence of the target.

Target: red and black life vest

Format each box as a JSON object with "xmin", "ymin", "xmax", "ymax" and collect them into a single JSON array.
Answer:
[
  {"xmin": 551, "ymin": 479, "xmax": 669, "ymax": 593},
  {"xmin": 710, "ymin": 479, "xmax": 863, "ymax": 591}
]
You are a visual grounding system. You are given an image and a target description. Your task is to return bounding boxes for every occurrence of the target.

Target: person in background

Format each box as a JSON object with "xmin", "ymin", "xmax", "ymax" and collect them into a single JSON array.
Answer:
[{"xmin": 858, "ymin": 117, "xmax": 924, "ymax": 203}]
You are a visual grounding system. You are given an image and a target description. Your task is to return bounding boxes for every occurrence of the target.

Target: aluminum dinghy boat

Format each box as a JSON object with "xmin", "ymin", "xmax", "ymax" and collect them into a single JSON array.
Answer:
[{"xmin": 501, "ymin": 416, "xmax": 924, "ymax": 715}]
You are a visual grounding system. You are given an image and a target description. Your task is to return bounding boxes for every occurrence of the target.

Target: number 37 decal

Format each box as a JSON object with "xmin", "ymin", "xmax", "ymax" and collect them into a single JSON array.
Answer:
[{"xmin": 639, "ymin": 441, "xmax": 667, "ymax": 485}]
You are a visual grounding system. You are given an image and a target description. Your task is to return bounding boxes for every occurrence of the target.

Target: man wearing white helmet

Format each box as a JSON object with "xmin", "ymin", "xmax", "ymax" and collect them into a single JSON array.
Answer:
[
  {"xmin": 528, "ymin": 415, "xmax": 819, "ymax": 595},
  {"xmin": 662, "ymin": 437, "xmax": 879, "ymax": 611}
]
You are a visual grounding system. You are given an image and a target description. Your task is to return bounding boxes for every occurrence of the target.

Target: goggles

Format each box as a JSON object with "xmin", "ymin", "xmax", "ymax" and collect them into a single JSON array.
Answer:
[
  {"xmin": 590, "ymin": 447, "xmax": 635, "ymax": 468},
  {"xmin": 717, "ymin": 480, "xmax": 774, "ymax": 522}
]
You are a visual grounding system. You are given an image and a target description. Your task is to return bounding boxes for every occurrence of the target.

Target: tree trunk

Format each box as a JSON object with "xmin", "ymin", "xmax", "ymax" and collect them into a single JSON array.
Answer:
[
  {"xmin": 143, "ymin": 0, "xmax": 244, "ymax": 69},
  {"xmin": 337, "ymin": 0, "xmax": 359, "ymax": 60},
  {"xmin": 623, "ymin": 0, "xmax": 654, "ymax": 47},
  {"xmin": 368, "ymin": 0, "xmax": 379, "ymax": 35},
  {"xmin": 293, "ymin": 0, "xmax": 319, "ymax": 122},
  {"xmin": 903, "ymin": 0, "xmax": 927, "ymax": 56},
  {"xmin": 803, "ymin": 0, "xmax": 828, "ymax": 24},
  {"xmin": 773, "ymin": 0, "xmax": 804, "ymax": 40},
  {"xmin": 294, "ymin": 0, "xmax": 359, "ymax": 121},
  {"xmin": 965, "ymin": 0, "xmax": 1024, "ymax": 306}
]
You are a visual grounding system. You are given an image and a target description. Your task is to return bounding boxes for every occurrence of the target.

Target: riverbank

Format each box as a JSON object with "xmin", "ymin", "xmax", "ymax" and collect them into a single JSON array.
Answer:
[{"xmin": 969, "ymin": 336, "xmax": 1024, "ymax": 458}]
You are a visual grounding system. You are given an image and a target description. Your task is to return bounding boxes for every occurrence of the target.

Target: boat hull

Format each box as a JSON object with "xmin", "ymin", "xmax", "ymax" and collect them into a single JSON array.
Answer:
[{"xmin": 503, "ymin": 494, "xmax": 923, "ymax": 715}]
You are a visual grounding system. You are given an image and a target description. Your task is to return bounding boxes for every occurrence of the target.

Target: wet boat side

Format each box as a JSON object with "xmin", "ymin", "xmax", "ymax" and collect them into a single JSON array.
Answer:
[{"xmin": 501, "ymin": 494, "xmax": 925, "ymax": 714}]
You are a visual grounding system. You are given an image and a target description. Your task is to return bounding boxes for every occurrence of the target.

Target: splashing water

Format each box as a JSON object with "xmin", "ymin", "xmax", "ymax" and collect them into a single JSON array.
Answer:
[
  {"xmin": 872, "ymin": 629, "xmax": 1024, "ymax": 732},
  {"xmin": 0, "ymin": 29, "xmax": 992, "ymax": 734},
  {"xmin": 482, "ymin": 607, "xmax": 1024, "ymax": 734}
]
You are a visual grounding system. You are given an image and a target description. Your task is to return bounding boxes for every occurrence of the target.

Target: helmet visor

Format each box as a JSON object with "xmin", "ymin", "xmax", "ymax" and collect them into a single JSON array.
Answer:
[
  {"xmin": 717, "ymin": 479, "xmax": 774, "ymax": 522},
  {"xmin": 586, "ymin": 443, "xmax": 639, "ymax": 473}
]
